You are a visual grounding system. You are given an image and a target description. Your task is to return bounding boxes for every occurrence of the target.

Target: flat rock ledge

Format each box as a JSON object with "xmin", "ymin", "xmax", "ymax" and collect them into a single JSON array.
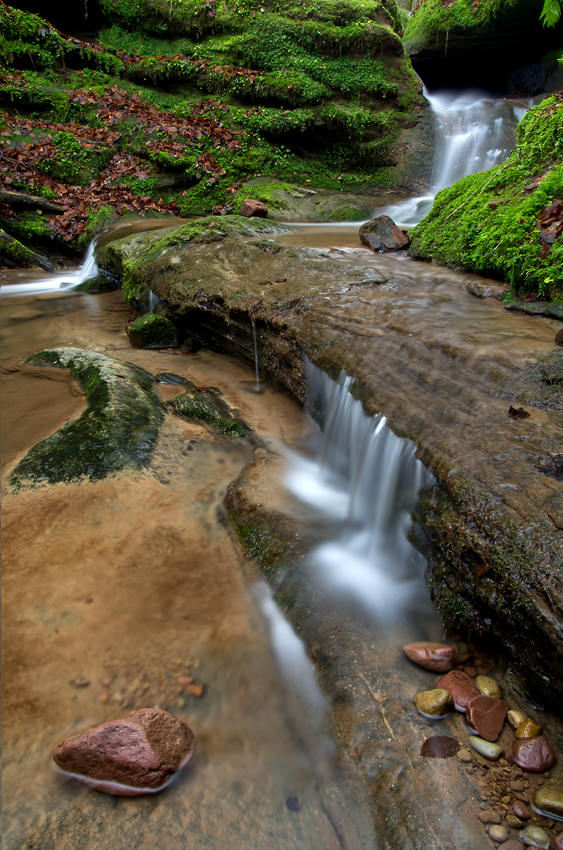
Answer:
[
  {"xmin": 53, "ymin": 708, "xmax": 196, "ymax": 796},
  {"xmin": 99, "ymin": 221, "xmax": 563, "ymax": 709}
]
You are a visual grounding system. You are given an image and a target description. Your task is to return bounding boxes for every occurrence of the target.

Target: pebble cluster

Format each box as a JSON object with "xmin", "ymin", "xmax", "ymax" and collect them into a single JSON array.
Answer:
[{"xmin": 403, "ymin": 640, "xmax": 563, "ymax": 849}]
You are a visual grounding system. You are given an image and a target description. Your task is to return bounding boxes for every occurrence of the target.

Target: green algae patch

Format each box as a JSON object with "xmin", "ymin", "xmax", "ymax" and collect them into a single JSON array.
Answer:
[
  {"xmin": 408, "ymin": 95, "xmax": 563, "ymax": 299},
  {"xmin": 9, "ymin": 348, "xmax": 164, "ymax": 488},
  {"xmin": 159, "ymin": 372, "xmax": 251, "ymax": 439},
  {"xmin": 126, "ymin": 313, "xmax": 179, "ymax": 348}
]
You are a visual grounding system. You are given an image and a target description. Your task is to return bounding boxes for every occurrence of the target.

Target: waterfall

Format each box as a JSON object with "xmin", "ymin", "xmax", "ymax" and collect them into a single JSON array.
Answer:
[
  {"xmin": 375, "ymin": 88, "xmax": 530, "ymax": 228},
  {"xmin": 285, "ymin": 362, "xmax": 435, "ymax": 618},
  {"xmin": 1, "ymin": 239, "xmax": 99, "ymax": 297}
]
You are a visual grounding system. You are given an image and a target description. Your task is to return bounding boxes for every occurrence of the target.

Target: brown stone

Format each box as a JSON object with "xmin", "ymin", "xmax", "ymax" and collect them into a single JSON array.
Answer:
[
  {"xmin": 359, "ymin": 215, "xmax": 410, "ymax": 252},
  {"xmin": 533, "ymin": 776, "xmax": 563, "ymax": 820},
  {"xmin": 414, "ymin": 688, "xmax": 454, "ymax": 716},
  {"xmin": 507, "ymin": 709, "xmax": 528, "ymax": 729},
  {"xmin": 437, "ymin": 670, "xmax": 480, "ymax": 712},
  {"xmin": 52, "ymin": 708, "xmax": 196, "ymax": 795},
  {"xmin": 403, "ymin": 641, "xmax": 455, "ymax": 672},
  {"xmin": 506, "ymin": 815, "xmax": 523, "ymax": 829},
  {"xmin": 555, "ymin": 327, "xmax": 563, "ymax": 346},
  {"xmin": 476, "ymin": 675, "xmax": 501, "ymax": 699},
  {"xmin": 466, "ymin": 695, "xmax": 509, "ymax": 742},
  {"xmin": 239, "ymin": 199, "xmax": 268, "ymax": 218},
  {"xmin": 515, "ymin": 719, "xmax": 542, "ymax": 739},
  {"xmin": 489, "ymin": 825, "xmax": 509, "ymax": 842},
  {"xmin": 512, "ymin": 736, "xmax": 556, "ymax": 773},
  {"xmin": 550, "ymin": 835, "xmax": 563, "ymax": 850},
  {"xmin": 498, "ymin": 842, "xmax": 525, "ymax": 850},
  {"xmin": 512, "ymin": 801, "xmax": 530, "ymax": 819},
  {"xmin": 479, "ymin": 810, "xmax": 501, "ymax": 823}
]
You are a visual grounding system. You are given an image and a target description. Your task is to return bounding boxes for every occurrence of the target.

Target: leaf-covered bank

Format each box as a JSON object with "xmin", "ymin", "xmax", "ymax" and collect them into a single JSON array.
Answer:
[{"xmin": 408, "ymin": 93, "xmax": 563, "ymax": 300}]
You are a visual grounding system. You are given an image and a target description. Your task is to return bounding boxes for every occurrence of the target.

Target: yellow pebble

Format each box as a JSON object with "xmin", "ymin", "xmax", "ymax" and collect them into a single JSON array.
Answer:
[
  {"xmin": 475, "ymin": 675, "xmax": 501, "ymax": 699},
  {"xmin": 515, "ymin": 718, "xmax": 542, "ymax": 739},
  {"xmin": 507, "ymin": 709, "xmax": 527, "ymax": 729}
]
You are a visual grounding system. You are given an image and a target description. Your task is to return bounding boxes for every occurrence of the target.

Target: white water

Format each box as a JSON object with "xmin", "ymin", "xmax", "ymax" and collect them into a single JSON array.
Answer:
[
  {"xmin": 0, "ymin": 240, "xmax": 99, "ymax": 298},
  {"xmin": 373, "ymin": 88, "xmax": 530, "ymax": 228},
  {"xmin": 286, "ymin": 362, "xmax": 435, "ymax": 620}
]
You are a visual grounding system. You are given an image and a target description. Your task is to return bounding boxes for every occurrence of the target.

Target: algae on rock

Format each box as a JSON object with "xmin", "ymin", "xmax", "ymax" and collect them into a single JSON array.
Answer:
[{"xmin": 9, "ymin": 348, "xmax": 164, "ymax": 488}]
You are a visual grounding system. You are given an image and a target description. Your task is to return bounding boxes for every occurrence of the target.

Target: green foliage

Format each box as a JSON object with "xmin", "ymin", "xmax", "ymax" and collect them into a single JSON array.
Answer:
[
  {"xmin": 409, "ymin": 96, "xmax": 563, "ymax": 299},
  {"xmin": 541, "ymin": 0, "xmax": 562, "ymax": 25},
  {"xmin": 43, "ymin": 131, "xmax": 113, "ymax": 185},
  {"xmin": 2, "ymin": 210, "xmax": 51, "ymax": 243},
  {"xmin": 404, "ymin": 0, "xmax": 515, "ymax": 46}
]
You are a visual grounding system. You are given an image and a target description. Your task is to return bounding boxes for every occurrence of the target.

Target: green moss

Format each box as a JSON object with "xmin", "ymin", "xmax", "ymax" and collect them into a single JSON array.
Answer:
[
  {"xmin": 9, "ymin": 348, "xmax": 164, "ymax": 488},
  {"xmin": 404, "ymin": 0, "xmax": 515, "ymax": 48},
  {"xmin": 328, "ymin": 204, "xmax": 366, "ymax": 221},
  {"xmin": 2, "ymin": 210, "xmax": 51, "ymax": 244},
  {"xmin": 74, "ymin": 275, "xmax": 119, "ymax": 292},
  {"xmin": 0, "ymin": 229, "xmax": 39, "ymax": 266},
  {"xmin": 126, "ymin": 312, "xmax": 180, "ymax": 348},
  {"xmin": 408, "ymin": 95, "xmax": 563, "ymax": 299},
  {"xmin": 169, "ymin": 381, "xmax": 251, "ymax": 438},
  {"xmin": 43, "ymin": 131, "xmax": 113, "ymax": 186}
]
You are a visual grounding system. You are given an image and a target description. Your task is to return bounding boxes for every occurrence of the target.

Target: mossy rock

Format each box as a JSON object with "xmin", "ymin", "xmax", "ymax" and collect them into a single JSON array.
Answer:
[
  {"xmin": 9, "ymin": 348, "xmax": 164, "ymax": 488},
  {"xmin": 43, "ymin": 131, "xmax": 114, "ymax": 187},
  {"xmin": 408, "ymin": 95, "xmax": 563, "ymax": 300},
  {"xmin": 159, "ymin": 372, "xmax": 251, "ymax": 439},
  {"xmin": 327, "ymin": 204, "xmax": 367, "ymax": 222},
  {"xmin": 126, "ymin": 313, "xmax": 180, "ymax": 348},
  {"xmin": 74, "ymin": 274, "xmax": 120, "ymax": 293}
]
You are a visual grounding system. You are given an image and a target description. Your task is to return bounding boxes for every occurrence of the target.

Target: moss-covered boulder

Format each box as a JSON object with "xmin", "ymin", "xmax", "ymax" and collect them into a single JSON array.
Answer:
[
  {"xmin": 408, "ymin": 94, "xmax": 563, "ymax": 300},
  {"xmin": 43, "ymin": 131, "xmax": 114, "ymax": 187},
  {"xmin": 126, "ymin": 313, "xmax": 180, "ymax": 348},
  {"xmin": 156, "ymin": 372, "xmax": 251, "ymax": 438},
  {"xmin": 9, "ymin": 348, "xmax": 164, "ymax": 488},
  {"xmin": 0, "ymin": 229, "xmax": 53, "ymax": 271},
  {"xmin": 74, "ymin": 274, "xmax": 120, "ymax": 293},
  {"xmin": 404, "ymin": 0, "xmax": 563, "ymax": 92}
]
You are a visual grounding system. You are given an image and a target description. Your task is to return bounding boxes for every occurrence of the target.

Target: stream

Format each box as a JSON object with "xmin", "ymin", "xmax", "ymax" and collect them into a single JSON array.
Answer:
[{"xmin": 1, "ymin": 87, "xmax": 561, "ymax": 850}]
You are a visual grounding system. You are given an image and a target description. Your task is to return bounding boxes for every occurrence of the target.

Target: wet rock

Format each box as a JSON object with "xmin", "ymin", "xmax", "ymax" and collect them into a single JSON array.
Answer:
[
  {"xmin": 551, "ymin": 834, "xmax": 563, "ymax": 850},
  {"xmin": 476, "ymin": 675, "xmax": 501, "ymax": 699},
  {"xmin": 52, "ymin": 708, "xmax": 196, "ymax": 795},
  {"xmin": 513, "ymin": 801, "xmax": 530, "ymax": 819},
  {"xmin": 403, "ymin": 641, "xmax": 455, "ymax": 672},
  {"xmin": 519, "ymin": 825, "xmax": 550, "ymax": 848},
  {"xmin": 457, "ymin": 748, "xmax": 473, "ymax": 762},
  {"xmin": 359, "ymin": 215, "xmax": 410, "ymax": 252},
  {"xmin": 555, "ymin": 327, "xmax": 563, "ymax": 346},
  {"xmin": 479, "ymin": 810, "xmax": 501, "ymax": 823},
  {"xmin": 8, "ymin": 348, "xmax": 164, "ymax": 488},
  {"xmin": 508, "ymin": 710, "xmax": 528, "ymax": 729},
  {"xmin": 489, "ymin": 825, "xmax": 509, "ymax": 842},
  {"xmin": 507, "ymin": 815, "xmax": 524, "ymax": 828},
  {"xmin": 437, "ymin": 670, "xmax": 480, "ymax": 712},
  {"xmin": 169, "ymin": 381, "xmax": 251, "ymax": 439},
  {"xmin": 512, "ymin": 736, "xmax": 556, "ymax": 772},
  {"xmin": 533, "ymin": 776, "xmax": 563, "ymax": 820},
  {"xmin": 469, "ymin": 736, "xmax": 503, "ymax": 760},
  {"xmin": 414, "ymin": 688, "xmax": 453, "ymax": 716},
  {"xmin": 515, "ymin": 719, "xmax": 542, "ymax": 739},
  {"xmin": 498, "ymin": 842, "xmax": 525, "ymax": 850},
  {"xmin": 74, "ymin": 274, "xmax": 120, "ymax": 293},
  {"xmin": 126, "ymin": 314, "xmax": 179, "ymax": 349},
  {"xmin": 286, "ymin": 795, "xmax": 302, "ymax": 812},
  {"xmin": 240, "ymin": 199, "xmax": 268, "ymax": 218},
  {"xmin": 420, "ymin": 736, "xmax": 460, "ymax": 757},
  {"xmin": 466, "ymin": 695, "xmax": 509, "ymax": 742}
]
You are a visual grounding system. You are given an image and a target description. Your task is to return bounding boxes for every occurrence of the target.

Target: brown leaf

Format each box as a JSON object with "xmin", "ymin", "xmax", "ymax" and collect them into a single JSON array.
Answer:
[
  {"xmin": 420, "ymin": 737, "xmax": 460, "ymax": 758},
  {"xmin": 508, "ymin": 406, "xmax": 531, "ymax": 420}
]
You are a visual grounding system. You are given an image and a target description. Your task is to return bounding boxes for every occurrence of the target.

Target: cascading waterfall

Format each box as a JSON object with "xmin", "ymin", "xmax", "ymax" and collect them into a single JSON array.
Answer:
[
  {"xmin": 1, "ymin": 239, "xmax": 99, "ymax": 297},
  {"xmin": 375, "ymin": 88, "xmax": 530, "ymax": 228},
  {"xmin": 285, "ymin": 362, "xmax": 435, "ymax": 619}
]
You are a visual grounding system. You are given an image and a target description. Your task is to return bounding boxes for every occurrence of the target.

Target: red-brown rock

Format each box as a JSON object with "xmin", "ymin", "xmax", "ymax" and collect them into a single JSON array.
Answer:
[
  {"xmin": 466, "ymin": 695, "xmax": 509, "ymax": 742},
  {"xmin": 403, "ymin": 641, "xmax": 455, "ymax": 672},
  {"xmin": 550, "ymin": 834, "xmax": 563, "ymax": 850},
  {"xmin": 437, "ymin": 670, "xmax": 480, "ymax": 712},
  {"xmin": 497, "ymin": 841, "xmax": 525, "ymax": 850},
  {"xmin": 359, "ymin": 215, "xmax": 410, "ymax": 252},
  {"xmin": 512, "ymin": 736, "xmax": 556, "ymax": 773},
  {"xmin": 555, "ymin": 327, "xmax": 563, "ymax": 346},
  {"xmin": 240, "ymin": 199, "xmax": 268, "ymax": 218},
  {"xmin": 53, "ymin": 708, "xmax": 196, "ymax": 795}
]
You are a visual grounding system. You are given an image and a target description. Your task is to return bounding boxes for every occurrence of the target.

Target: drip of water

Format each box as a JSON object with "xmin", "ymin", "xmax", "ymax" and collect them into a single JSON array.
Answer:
[
  {"xmin": 373, "ymin": 89, "xmax": 531, "ymax": 228},
  {"xmin": 286, "ymin": 362, "xmax": 435, "ymax": 618},
  {"xmin": 251, "ymin": 321, "xmax": 261, "ymax": 393},
  {"xmin": 1, "ymin": 240, "xmax": 99, "ymax": 297}
]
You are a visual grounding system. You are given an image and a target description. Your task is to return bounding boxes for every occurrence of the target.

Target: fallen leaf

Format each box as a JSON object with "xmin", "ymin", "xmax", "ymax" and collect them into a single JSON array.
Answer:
[{"xmin": 420, "ymin": 736, "xmax": 460, "ymax": 758}]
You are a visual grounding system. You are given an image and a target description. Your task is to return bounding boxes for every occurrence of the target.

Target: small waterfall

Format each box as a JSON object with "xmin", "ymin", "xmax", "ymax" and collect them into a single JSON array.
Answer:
[
  {"xmin": 376, "ymin": 89, "xmax": 530, "ymax": 228},
  {"xmin": 286, "ymin": 363, "xmax": 435, "ymax": 618},
  {"xmin": 1, "ymin": 239, "xmax": 99, "ymax": 297}
]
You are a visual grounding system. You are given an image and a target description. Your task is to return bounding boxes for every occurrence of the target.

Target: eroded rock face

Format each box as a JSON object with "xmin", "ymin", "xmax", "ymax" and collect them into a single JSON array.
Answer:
[{"xmin": 53, "ymin": 708, "xmax": 196, "ymax": 795}]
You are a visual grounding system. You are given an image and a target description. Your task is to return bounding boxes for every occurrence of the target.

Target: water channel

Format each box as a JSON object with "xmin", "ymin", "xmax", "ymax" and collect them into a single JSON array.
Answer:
[{"xmin": 2, "ymin": 89, "xmax": 561, "ymax": 849}]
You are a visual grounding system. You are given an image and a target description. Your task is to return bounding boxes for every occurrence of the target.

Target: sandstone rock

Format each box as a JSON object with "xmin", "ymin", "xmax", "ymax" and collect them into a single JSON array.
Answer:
[
  {"xmin": 555, "ymin": 326, "xmax": 563, "ymax": 346},
  {"xmin": 404, "ymin": 641, "xmax": 455, "ymax": 672},
  {"xmin": 551, "ymin": 834, "xmax": 563, "ymax": 850},
  {"xmin": 469, "ymin": 735, "xmax": 503, "ymax": 760},
  {"xmin": 489, "ymin": 824, "xmax": 509, "ymax": 842},
  {"xmin": 475, "ymin": 675, "xmax": 501, "ymax": 699},
  {"xmin": 414, "ymin": 688, "xmax": 453, "ymax": 716},
  {"xmin": 508, "ymin": 710, "xmax": 528, "ymax": 729},
  {"xmin": 515, "ymin": 719, "xmax": 542, "ymax": 739},
  {"xmin": 52, "ymin": 708, "xmax": 196, "ymax": 795},
  {"xmin": 479, "ymin": 810, "xmax": 501, "ymax": 824},
  {"xmin": 533, "ymin": 776, "xmax": 563, "ymax": 820},
  {"xmin": 240, "ymin": 199, "xmax": 268, "ymax": 218},
  {"xmin": 507, "ymin": 815, "xmax": 524, "ymax": 828},
  {"xmin": 519, "ymin": 825, "xmax": 550, "ymax": 848},
  {"xmin": 512, "ymin": 736, "xmax": 556, "ymax": 773},
  {"xmin": 457, "ymin": 748, "xmax": 472, "ymax": 762},
  {"xmin": 359, "ymin": 215, "xmax": 410, "ymax": 252},
  {"xmin": 437, "ymin": 670, "xmax": 480, "ymax": 712},
  {"xmin": 466, "ymin": 695, "xmax": 509, "ymax": 742}
]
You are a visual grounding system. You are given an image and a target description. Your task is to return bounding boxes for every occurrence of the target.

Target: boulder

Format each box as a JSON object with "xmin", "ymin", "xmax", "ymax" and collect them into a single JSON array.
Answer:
[
  {"xmin": 52, "ymin": 708, "xmax": 196, "ymax": 795},
  {"xmin": 240, "ymin": 199, "xmax": 268, "ymax": 219},
  {"xmin": 126, "ymin": 313, "xmax": 179, "ymax": 349},
  {"xmin": 359, "ymin": 215, "xmax": 409, "ymax": 252}
]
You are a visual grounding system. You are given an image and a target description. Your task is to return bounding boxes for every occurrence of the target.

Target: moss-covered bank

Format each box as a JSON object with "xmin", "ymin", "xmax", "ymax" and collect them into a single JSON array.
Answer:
[
  {"xmin": 408, "ymin": 94, "xmax": 563, "ymax": 300},
  {"xmin": 9, "ymin": 348, "xmax": 164, "ymax": 488}
]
